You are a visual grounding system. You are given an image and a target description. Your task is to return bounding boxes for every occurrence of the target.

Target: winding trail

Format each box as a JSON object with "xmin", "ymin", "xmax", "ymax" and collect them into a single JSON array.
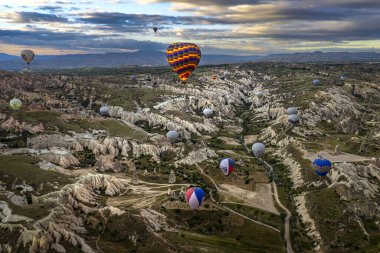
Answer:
[
  {"xmin": 241, "ymin": 137, "xmax": 294, "ymax": 253},
  {"xmin": 260, "ymin": 158, "xmax": 294, "ymax": 253},
  {"xmin": 195, "ymin": 164, "xmax": 280, "ymax": 233}
]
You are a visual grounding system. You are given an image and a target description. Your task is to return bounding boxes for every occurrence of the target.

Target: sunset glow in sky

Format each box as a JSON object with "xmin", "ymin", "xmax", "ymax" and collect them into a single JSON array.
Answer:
[{"xmin": 1, "ymin": 0, "xmax": 380, "ymax": 55}]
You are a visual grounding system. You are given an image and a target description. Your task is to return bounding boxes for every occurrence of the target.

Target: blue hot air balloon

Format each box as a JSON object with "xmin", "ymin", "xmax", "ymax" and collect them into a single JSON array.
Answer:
[{"xmin": 312, "ymin": 158, "xmax": 332, "ymax": 176}]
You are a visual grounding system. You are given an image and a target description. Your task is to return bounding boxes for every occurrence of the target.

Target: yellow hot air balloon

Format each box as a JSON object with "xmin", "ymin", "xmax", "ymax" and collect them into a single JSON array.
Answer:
[
  {"xmin": 9, "ymin": 98, "xmax": 22, "ymax": 110},
  {"xmin": 166, "ymin": 42, "xmax": 201, "ymax": 81},
  {"xmin": 21, "ymin": 50, "xmax": 35, "ymax": 67}
]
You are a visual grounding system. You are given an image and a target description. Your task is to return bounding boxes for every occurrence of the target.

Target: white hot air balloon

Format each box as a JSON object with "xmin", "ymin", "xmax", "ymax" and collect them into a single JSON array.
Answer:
[
  {"xmin": 288, "ymin": 114, "xmax": 300, "ymax": 124},
  {"xmin": 9, "ymin": 98, "xmax": 22, "ymax": 111},
  {"xmin": 252, "ymin": 142, "xmax": 265, "ymax": 158},
  {"xmin": 312, "ymin": 79, "xmax": 321, "ymax": 86},
  {"xmin": 255, "ymin": 91, "xmax": 264, "ymax": 98},
  {"xmin": 287, "ymin": 107, "xmax": 298, "ymax": 115},
  {"xmin": 167, "ymin": 130, "xmax": 179, "ymax": 144},
  {"xmin": 203, "ymin": 108, "xmax": 213, "ymax": 118},
  {"xmin": 21, "ymin": 50, "xmax": 35, "ymax": 67},
  {"xmin": 99, "ymin": 106, "xmax": 109, "ymax": 116}
]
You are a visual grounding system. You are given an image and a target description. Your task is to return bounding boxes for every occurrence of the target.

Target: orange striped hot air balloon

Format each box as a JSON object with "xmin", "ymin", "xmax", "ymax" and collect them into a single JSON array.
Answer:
[{"xmin": 166, "ymin": 42, "xmax": 201, "ymax": 81}]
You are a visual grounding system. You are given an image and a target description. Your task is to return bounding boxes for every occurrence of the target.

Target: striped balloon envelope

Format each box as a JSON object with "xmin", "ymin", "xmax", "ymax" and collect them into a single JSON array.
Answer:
[
  {"xmin": 185, "ymin": 187, "xmax": 205, "ymax": 209},
  {"xmin": 220, "ymin": 158, "xmax": 235, "ymax": 176},
  {"xmin": 312, "ymin": 158, "xmax": 332, "ymax": 176},
  {"xmin": 166, "ymin": 42, "xmax": 201, "ymax": 81}
]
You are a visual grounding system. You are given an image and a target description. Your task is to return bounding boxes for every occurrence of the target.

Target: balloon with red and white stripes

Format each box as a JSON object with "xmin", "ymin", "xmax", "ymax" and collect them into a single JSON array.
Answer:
[
  {"xmin": 219, "ymin": 158, "xmax": 235, "ymax": 176},
  {"xmin": 185, "ymin": 187, "xmax": 205, "ymax": 209}
]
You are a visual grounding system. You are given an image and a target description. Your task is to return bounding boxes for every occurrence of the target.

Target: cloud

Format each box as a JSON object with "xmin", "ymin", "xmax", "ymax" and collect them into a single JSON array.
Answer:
[
  {"xmin": 4, "ymin": 11, "xmax": 68, "ymax": 23},
  {"xmin": 37, "ymin": 6, "xmax": 63, "ymax": 12}
]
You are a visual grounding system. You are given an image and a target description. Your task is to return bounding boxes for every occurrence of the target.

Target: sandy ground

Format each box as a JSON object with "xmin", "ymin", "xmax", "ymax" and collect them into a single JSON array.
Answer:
[
  {"xmin": 303, "ymin": 150, "xmax": 374, "ymax": 163},
  {"xmin": 217, "ymin": 150, "xmax": 251, "ymax": 158},
  {"xmin": 244, "ymin": 135, "xmax": 258, "ymax": 145},
  {"xmin": 224, "ymin": 125, "xmax": 243, "ymax": 133},
  {"xmin": 220, "ymin": 183, "xmax": 279, "ymax": 215},
  {"xmin": 217, "ymin": 137, "xmax": 241, "ymax": 146}
]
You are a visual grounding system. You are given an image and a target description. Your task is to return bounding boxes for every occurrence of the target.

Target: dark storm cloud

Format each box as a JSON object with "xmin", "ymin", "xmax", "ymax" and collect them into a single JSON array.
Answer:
[
  {"xmin": 55, "ymin": 1, "xmax": 74, "ymax": 4},
  {"xmin": 78, "ymin": 12, "xmax": 211, "ymax": 28},
  {"xmin": 0, "ymin": 29, "xmax": 166, "ymax": 51},
  {"xmin": 37, "ymin": 6, "xmax": 63, "ymax": 12},
  {"xmin": 8, "ymin": 12, "xmax": 68, "ymax": 23}
]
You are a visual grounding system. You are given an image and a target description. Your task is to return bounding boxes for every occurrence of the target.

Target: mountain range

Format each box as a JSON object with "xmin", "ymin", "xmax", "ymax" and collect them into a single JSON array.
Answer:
[{"xmin": 1, "ymin": 50, "xmax": 380, "ymax": 70}]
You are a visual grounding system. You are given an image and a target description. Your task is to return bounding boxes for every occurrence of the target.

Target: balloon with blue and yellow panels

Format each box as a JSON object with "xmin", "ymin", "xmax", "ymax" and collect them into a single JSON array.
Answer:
[
  {"xmin": 166, "ymin": 42, "xmax": 201, "ymax": 81},
  {"xmin": 312, "ymin": 158, "xmax": 332, "ymax": 176}
]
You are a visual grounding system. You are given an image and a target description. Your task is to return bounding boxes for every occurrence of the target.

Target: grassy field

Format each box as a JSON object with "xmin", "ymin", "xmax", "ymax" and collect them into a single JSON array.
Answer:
[
  {"xmin": 0, "ymin": 154, "xmax": 73, "ymax": 195},
  {"xmin": 74, "ymin": 118, "xmax": 147, "ymax": 140}
]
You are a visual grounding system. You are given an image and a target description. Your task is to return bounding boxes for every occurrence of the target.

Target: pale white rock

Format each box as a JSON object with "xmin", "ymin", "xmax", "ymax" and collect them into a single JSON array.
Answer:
[{"xmin": 176, "ymin": 148, "xmax": 217, "ymax": 165}]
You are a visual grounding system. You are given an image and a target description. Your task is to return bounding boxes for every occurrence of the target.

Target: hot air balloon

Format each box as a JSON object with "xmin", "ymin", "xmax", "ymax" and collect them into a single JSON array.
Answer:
[
  {"xmin": 21, "ymin": 50, "xmax": 35, "ymax": 67},
  {"xmin": 255, "ymin": 91, "xmax": 264, "ymax": 98},
  {"xmin": 220, "ymin": 158, "xmax": 235, "ymax": 176},
  {"xmin": 153, "ymin": 27, "xmax": 158, "ymax": 33},
  {"xmin": 9, "ymin": 98, "xmax": 22, "ymax": 111},
  {"xmin": 252, "ymin": 142, "xmax": 265, "ymax": 158},
  {"xmin": 203, "ymin": 108, "xmax": 213, "ymax": 118},
  {"xmin": 288, "ymin": 114, "xmax": 300, "ymax": 124},
  {"xmin": 185, "ymin": 187, "xmax": 205, "ymax": 209},
  {"xmin": 312, "ymin": 158, "xmax": 332, "ymax": 176},
  {"xmin": 99, "ymin": 106, "xmax": 109, "ymax": 116},
  {"xmin": 211, "ymin": 75, "xmax": 217, "ymax": 80},
  {"xmin": 313, "ymin": 79, "xmax": 321, "ymax": 86},
  {"xmin": 167, "ymin": 130, "xmax": 179, "ymax": 144},
  {"xmin": 130, "ymin": 75, "xmax": 137, "ymax": 81},
  {"xmin": 166, "ymin": 42, "xmax": 201, "ymax": 81},
  {"xmin": 287, "ymin": 107, "xmax": 298, "ymax": 115}
]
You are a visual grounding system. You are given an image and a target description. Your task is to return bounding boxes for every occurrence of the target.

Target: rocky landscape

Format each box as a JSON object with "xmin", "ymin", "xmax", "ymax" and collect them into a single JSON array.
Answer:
[{"xmin": 0, "ymin": 62, "xmax": 379, "ymax": 253}]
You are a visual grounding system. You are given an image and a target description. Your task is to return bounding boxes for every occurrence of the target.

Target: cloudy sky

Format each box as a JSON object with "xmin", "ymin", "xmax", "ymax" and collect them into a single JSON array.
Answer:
[{"xmin": 0, "ymin": 0, "xmax": 380, "ymax": 55}]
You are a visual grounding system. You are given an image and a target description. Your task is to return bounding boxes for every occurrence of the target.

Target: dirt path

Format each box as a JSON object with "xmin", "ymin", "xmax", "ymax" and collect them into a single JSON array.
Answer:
[
  {"xmin": 195, "ymin": 164, "xmax": 280, "ymax": 233},
  {"xmin": 241, "ymin": 135, "xmax": 294, "ymax": 253},
  {"xmin": 262, "ymin": 160, "xmax": 294, "ymax": 253},
  {"xmin": 303, "ymin": 150, "xmax": 374, "ymax": 163}
]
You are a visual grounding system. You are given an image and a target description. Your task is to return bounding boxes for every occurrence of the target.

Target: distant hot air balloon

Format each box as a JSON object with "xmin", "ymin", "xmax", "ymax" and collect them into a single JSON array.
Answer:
[
  {"xmin": 99, "ymin": 106, "xmax": 109, "ymax": 116},
  {"xmin": 287, "ymin": 107, "xmax": 298, "ymax": 115},
  {"xmin": 313, "ymin": 79, "xmax": 321, "ymax": 86},
  {"xmin": 9, "ymin": 98, "xmax": 22, "ymax": 111},
  {"xmin": 153, "ymin": 27, "xmax": 158, "ymax": 33},
  {"xmin": 167, "ymin": 130, "xmax": 179, "ymax": 144},
  {"xmin": 211, "ymin": 75, "xmax": 217, "ymax": 80},
  {"xmin": 130, "ymin": 75, "xmax": 137, "ymax": 81},
  {"xmin": 312, "ymin": 158, "xmax": 332, "ymax": 176},
  {"xmin": 203, "ymin": 108, "xmax": 213, "ymax": 118},
  {"xmin": 21, "ymin": 50, "xmax": 35, "ymax": 67},
  {"xmin": 219, "ymin": 158, "xmax": 235, "ymax": 176},
  {"xmin": 166, "ymin": 42, "xmax": 201, "ymax": 81},
  {"xmin": 288, "ymin": 114, "xmax": 300, "ymax": 124},
  {"xmin": 185, "ymin": 187, "xmax": 205, "ymax": 209},
  {"xmin": 255, "ymin": 91, "xmax": 264, "ymax": 98},
  {"xmin": 252, "ymin": 142, "xmax": 265, "ymax": 158}
]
